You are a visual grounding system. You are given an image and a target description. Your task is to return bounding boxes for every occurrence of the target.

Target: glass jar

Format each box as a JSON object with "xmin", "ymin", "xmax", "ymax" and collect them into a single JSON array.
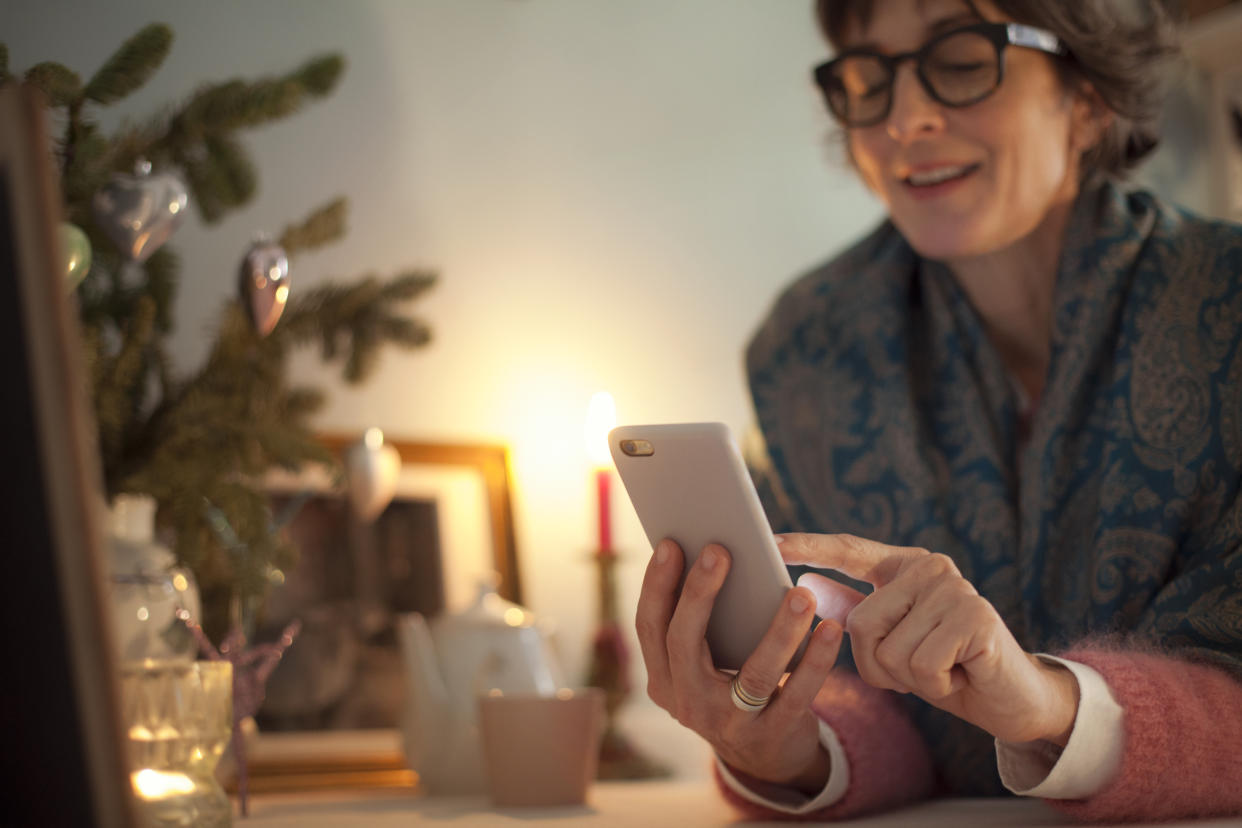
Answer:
[{"xmin": 121, "ymin": 660, "xmax": 233, "ymax": 827}]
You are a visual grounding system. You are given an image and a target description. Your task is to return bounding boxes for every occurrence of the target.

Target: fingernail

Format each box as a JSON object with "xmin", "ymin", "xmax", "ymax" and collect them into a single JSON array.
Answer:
[
  {"xmin": 700, "ymin": 548, "xmax": 718, "ymax": 570},
  {"xmin": 819, "ymin": 621, "xmax": 842, "ymax": 641},
  {"xmin": 655, "ymin": 542, "xmax": 670, "ymax": 565},
  {"xmin": 790, "ymin": 593, "xmax": 809, "ymax": 614},
  {"xmin": 773, "ymin": 534, "xmax": 787, "ymax": 544}
]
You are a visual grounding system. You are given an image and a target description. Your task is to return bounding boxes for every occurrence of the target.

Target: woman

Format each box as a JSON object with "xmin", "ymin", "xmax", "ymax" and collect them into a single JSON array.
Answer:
[{"xmin": 636, "ymin": 0, "xmax": 1242, "ymax": 822}]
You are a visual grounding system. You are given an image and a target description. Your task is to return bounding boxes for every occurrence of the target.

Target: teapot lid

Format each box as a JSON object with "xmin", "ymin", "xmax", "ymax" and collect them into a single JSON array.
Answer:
[{"xmin": 454, "ymin": 573, "xmax": 535, "ymax": 629}]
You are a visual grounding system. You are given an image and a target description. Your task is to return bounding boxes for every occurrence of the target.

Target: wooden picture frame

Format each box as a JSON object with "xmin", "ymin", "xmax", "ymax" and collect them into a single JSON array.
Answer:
[
  {"xmin": 238, "ymin": 435, "xmax": 522, "ymax": 792},
  {"xmin": 319, "ymin": 435, "xmax": 523, "ymax": 608}
]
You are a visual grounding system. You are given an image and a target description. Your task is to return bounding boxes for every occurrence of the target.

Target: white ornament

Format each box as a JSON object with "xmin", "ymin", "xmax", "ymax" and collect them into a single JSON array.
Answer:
[{"xmin": 345, "ymin": 428, "xmax": 401, "ymax": 522}]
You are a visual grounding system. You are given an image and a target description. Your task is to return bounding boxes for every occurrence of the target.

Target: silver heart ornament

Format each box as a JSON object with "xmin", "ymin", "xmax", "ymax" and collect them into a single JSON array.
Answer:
[
  {"xmin": 91, "ymin": 159, "xmax": 189, "ymax": 262},
  {"xmin": 238, "ymin": 239, "xmax": 290, "ymax": 337}
]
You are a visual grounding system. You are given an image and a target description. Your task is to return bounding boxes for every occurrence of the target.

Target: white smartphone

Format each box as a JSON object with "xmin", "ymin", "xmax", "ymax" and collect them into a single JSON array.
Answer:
[{"xmin": 609, "ymin": 422, "xmax": 809, "ymax": 672}]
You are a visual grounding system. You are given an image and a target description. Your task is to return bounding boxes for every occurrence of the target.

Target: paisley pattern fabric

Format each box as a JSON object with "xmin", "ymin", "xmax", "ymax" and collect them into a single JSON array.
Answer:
[{"xmin": 746, "ymin": 180, "xmax": 1242, "ymax": 796}]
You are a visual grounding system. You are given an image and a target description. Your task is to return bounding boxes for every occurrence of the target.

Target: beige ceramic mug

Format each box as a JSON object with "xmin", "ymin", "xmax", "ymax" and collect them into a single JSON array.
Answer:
[{"xmin": 478, "ymin": 687, "xmax": 605, "ymax": 807}]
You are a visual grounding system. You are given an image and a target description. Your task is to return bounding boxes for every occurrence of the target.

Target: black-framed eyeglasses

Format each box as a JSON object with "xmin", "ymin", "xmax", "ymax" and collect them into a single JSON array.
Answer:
[{"xmin": 812, "ymin": 21, "xmax": 1067, "ymax": 128}]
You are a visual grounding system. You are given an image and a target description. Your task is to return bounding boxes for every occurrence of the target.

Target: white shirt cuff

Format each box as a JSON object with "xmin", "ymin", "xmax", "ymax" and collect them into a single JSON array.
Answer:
[
  {"xmin": 715, "ymin": 718, "xmax": 849, "ymax": 814},
  {"xmin": 995, "ymin": 654, "xmax": 1124, "ymax": 800}
]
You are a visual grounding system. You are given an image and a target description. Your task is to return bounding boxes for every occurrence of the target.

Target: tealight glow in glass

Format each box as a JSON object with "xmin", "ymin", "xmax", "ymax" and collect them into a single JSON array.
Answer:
[{"xmin": 120, "ymin": 660, "xmax": 233, "ymax": 827}]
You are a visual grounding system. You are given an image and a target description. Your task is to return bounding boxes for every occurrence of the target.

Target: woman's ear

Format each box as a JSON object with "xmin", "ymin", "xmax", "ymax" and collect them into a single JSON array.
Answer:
[{"xmin": 1069, "ymin": 82, "xmax": 1115, "ymax": 157}]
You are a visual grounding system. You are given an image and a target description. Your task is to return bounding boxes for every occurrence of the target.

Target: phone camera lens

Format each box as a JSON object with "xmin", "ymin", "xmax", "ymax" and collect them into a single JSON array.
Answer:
[{"xmin": 619, "ymin": 439, "xmax": 653, "ymax": 456}]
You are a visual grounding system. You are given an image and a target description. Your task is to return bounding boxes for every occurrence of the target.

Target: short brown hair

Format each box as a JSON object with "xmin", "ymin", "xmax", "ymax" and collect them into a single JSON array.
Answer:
[{"xmin": 814, "ymin": 0, "xmax": 1184, "ymax": 176}]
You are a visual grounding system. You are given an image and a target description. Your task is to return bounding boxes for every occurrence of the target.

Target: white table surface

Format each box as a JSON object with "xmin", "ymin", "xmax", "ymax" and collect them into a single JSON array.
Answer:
[{"xmin": 241, "ymin": 780, "xmax": 1242, "ymax": 827}]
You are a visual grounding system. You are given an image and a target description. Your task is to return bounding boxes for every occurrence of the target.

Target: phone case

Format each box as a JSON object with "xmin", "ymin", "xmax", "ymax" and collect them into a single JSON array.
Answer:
[{"xmin": 609, "ymin": 422, "xmax": 808, "ymax": 671}]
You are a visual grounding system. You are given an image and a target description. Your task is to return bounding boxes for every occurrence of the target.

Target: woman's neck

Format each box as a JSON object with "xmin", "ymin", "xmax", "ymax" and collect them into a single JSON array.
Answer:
[{"xmin": 943, "ymin": 191, "xmax": 1076, "ymax": 405}]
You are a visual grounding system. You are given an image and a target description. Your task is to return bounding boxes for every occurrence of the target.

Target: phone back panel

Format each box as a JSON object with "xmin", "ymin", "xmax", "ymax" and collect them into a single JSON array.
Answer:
[{"xmin": 610, "ymin": 422, "xmax": 806, "ymax": 671}]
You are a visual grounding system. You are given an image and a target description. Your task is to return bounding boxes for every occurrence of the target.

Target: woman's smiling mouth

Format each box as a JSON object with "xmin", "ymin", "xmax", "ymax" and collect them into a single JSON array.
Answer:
[{"xmin": 900, "ymin": 162, "xmax": 982, "ymax": 197}]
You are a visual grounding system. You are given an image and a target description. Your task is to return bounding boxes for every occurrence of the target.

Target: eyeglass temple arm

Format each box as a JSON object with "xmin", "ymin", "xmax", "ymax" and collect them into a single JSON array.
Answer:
[{"xmin": 1007, "ymin": 23, "xmax": 1066, "ymax": 56}]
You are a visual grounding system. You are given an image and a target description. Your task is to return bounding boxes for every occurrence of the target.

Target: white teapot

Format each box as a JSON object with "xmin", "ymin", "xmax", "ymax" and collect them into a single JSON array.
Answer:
[{"xmin": 397, "ymin": 577, "xmax": 563, "ymax": 794}]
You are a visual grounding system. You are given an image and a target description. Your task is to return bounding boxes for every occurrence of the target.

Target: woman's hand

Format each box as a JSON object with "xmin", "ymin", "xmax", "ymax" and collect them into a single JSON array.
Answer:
[
  {"xmin": 779, "ymin": 533, "xmax": 1079, "ymax": 746},
  {"xmin": 635, "ymin": 538, "xmax": 847, "ymax": 791}
]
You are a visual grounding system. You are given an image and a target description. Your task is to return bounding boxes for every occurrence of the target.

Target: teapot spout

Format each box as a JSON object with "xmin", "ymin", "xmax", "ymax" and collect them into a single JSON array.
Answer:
[{"xmin": 396, "ymin": 613, "xmax": 449, "ymax": 775}]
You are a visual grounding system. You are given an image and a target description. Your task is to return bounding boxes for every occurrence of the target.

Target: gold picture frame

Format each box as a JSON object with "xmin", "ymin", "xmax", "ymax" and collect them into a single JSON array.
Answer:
[{"xmin": 238, "ymin": 435, "xmax": 522, "ymax": 793}]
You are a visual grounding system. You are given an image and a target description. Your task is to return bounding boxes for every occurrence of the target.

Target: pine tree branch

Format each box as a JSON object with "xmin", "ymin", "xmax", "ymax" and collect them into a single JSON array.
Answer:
[
  {"xmin": 372, "ymin": 314, "xmax": 433, "ymax": 347},
  {"xmin": 143, "ymin": 247, "xmax": 180, "ymax": 333},
  {"xmin": 62, "ymin": 120, "xmax": 112, "ymax": 219},
  {"xmin": 282, "ymin": 386, "xmax": 327, "ymax": 420},
  {"xmin": 344, "ymin": 326, "xmax": 380, "ymax": 382},
  {"xmin": 173, "ymin": 144, "xmax": 225, "ymax": 223},
  {"xmin": 279, "ymin": 197, "xmax": 347, "ymax": 257},
  {"xmin": 150, "ymin": 342, "xmax": 176, "ymax": 419},
  {"xmin": 128, "ymin": 301, "xmax": 330, "ymax": 484},
  {"xmin": 95, "ymin": 295, "xmax": 158, "ymax": 486},
  {"xmin": 173, "ymin": 78, "xmax": 302, "ymax": 141},
  {"xmin": 274, "ymin": 271, "xmax": 436, "ymax": 383},
  {"xmin": 382, "ymin": 271, "xmax": 438, "ymax": 302},
  {"xmin": 160, "ymin": 54, "xmax": 343, "ymax": 144},
  {"xmin": 174, "ymin": 133, "xmax": 258, "ymax": 222},
  {"xmin": 106, "ymin": 295, "xmax": 157, "ymax": 419},
  {"xmin": 204, "ymin": 132, "xmax": 257, "ymax": 208},
  {"xmin": 25, "ymin": 62, "xmax": 82, "ymax": 107},
  {"xmin": 81, "ymin": 324, "xmax": 103, "ymax": 402},
  {"xmin": 83, "ymin": 23, "xmax": 173, "ymax": 105},
  {"xmin": 135, "ymin": 53, "xmax": 343, "ymax": 224},
  {"xmin": 258, "ymin": 418, "xmax": 334, "ymax": 473},
  {"xmin": 96, "ymin": 105, "xmax": 179, "ymax": 181},
  {"xmin": 34, "ymin": 25, "xmax": 432, "ymax": 639},
  {"xmin": 295, "ymin": 55, "xmax": 345, "ymax": 97}
]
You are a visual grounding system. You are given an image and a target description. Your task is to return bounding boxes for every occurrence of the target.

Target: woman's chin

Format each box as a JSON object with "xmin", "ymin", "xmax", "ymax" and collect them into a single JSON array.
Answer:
[{"xmin": 896, "ymin": 225, "xmax": 986, "ymax": 263}]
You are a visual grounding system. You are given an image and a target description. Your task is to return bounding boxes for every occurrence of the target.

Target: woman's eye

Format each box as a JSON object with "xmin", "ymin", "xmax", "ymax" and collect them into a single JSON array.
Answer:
[
  {"xmin": 935, "ymin": 61, "xmax": 987, "ymax": 74},
  {"xmin": 860, "ymin": 84, "xmax": 888, "ymax": 100}
]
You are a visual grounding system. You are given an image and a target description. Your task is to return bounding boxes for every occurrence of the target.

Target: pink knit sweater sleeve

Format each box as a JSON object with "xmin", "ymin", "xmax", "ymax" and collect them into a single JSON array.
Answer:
[
  {"xmin": 714, "ymin": 670, "xmax": 935, "ymax": 820},
  {"xmin": 1047, "ymin": 647, "xmax": 1242, "ymax": 823}
]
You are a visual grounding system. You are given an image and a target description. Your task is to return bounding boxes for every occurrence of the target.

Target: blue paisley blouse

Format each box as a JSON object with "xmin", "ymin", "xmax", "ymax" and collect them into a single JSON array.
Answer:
[{"xmin": 746, "ymin": 179, "xmax": 1242, "ymax": 796}]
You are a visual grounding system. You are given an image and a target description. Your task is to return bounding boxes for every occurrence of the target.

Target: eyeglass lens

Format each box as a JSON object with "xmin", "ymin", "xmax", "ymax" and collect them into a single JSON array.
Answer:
[{"xmin": 825, "ymin": 28, "xmax": 1001, "ymax": 125}]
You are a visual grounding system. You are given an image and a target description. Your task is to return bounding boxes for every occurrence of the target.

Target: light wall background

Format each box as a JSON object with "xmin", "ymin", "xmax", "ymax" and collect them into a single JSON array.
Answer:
[
  {"xmin": 2, "ymin": 0, "xmax": 1214, "ymax": 769},
  {"xmin": 2, "ymin": 0, "xmax": 880, "ymax": 712}
]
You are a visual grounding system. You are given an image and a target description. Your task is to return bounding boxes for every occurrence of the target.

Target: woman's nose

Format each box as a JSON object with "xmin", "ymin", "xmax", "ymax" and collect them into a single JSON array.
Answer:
[{"xmin": 885, "ymin": 64, "xmax": 945, "ymax": 142}]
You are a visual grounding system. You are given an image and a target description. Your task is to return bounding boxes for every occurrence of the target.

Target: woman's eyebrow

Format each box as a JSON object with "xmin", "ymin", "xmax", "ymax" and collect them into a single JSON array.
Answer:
[{"xmin": 848, "ymin": 12, "xmax": 981, "ymax": 52}]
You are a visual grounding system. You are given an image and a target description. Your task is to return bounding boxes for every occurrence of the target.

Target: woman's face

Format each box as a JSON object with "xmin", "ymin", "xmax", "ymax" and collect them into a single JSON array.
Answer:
[{"xmin": 841, "ymin": 0, "xmax": 1097, "ymax": 262}]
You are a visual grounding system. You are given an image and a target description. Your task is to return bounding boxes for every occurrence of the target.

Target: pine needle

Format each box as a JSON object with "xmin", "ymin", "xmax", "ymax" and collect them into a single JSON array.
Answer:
[
  {"xmin": 144, "ymin": 247, "xmax": 180, "ymax": 332},
  {"xmin": 25, "ymin": 62, "xmax": 82, "ymax": 107},
  {"xmin": 204, "ymin": 132, "xmax": 257, "ymax": 207},
  {"xmin": 279, "ymin": 198, "xmax": 347, "ymax": 256},
  {"xmin": 296, "ymin": 55, "xmax": 345, "ymax": 97},
  {"xmin": 83, "ymin": 23, "xmax": 173, "ymax": 105}
]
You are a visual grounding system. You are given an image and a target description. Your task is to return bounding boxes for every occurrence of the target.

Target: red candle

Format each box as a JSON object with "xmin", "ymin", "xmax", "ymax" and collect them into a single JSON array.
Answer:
[{"xmin": 596, "ymin": 468, "xmax": 612, "ymax": 553}]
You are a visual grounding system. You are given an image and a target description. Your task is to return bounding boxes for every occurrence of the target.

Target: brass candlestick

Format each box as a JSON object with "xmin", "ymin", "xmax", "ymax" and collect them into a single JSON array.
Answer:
[{"xmin": 586, "ymin": 548, "xmax": 672, "ymax": 780}]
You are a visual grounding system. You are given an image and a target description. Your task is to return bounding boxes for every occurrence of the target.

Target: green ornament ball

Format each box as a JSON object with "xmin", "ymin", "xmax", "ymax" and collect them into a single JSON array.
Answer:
[{"xmin": 60, "ymin": 222, "xmax": 92, "ymax": 289}]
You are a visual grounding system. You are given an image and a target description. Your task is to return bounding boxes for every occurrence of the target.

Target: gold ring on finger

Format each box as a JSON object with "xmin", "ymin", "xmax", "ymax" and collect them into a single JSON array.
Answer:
[{"xmin": 729, "ymin": 674, "xmax": 771, "ymax": 713}]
